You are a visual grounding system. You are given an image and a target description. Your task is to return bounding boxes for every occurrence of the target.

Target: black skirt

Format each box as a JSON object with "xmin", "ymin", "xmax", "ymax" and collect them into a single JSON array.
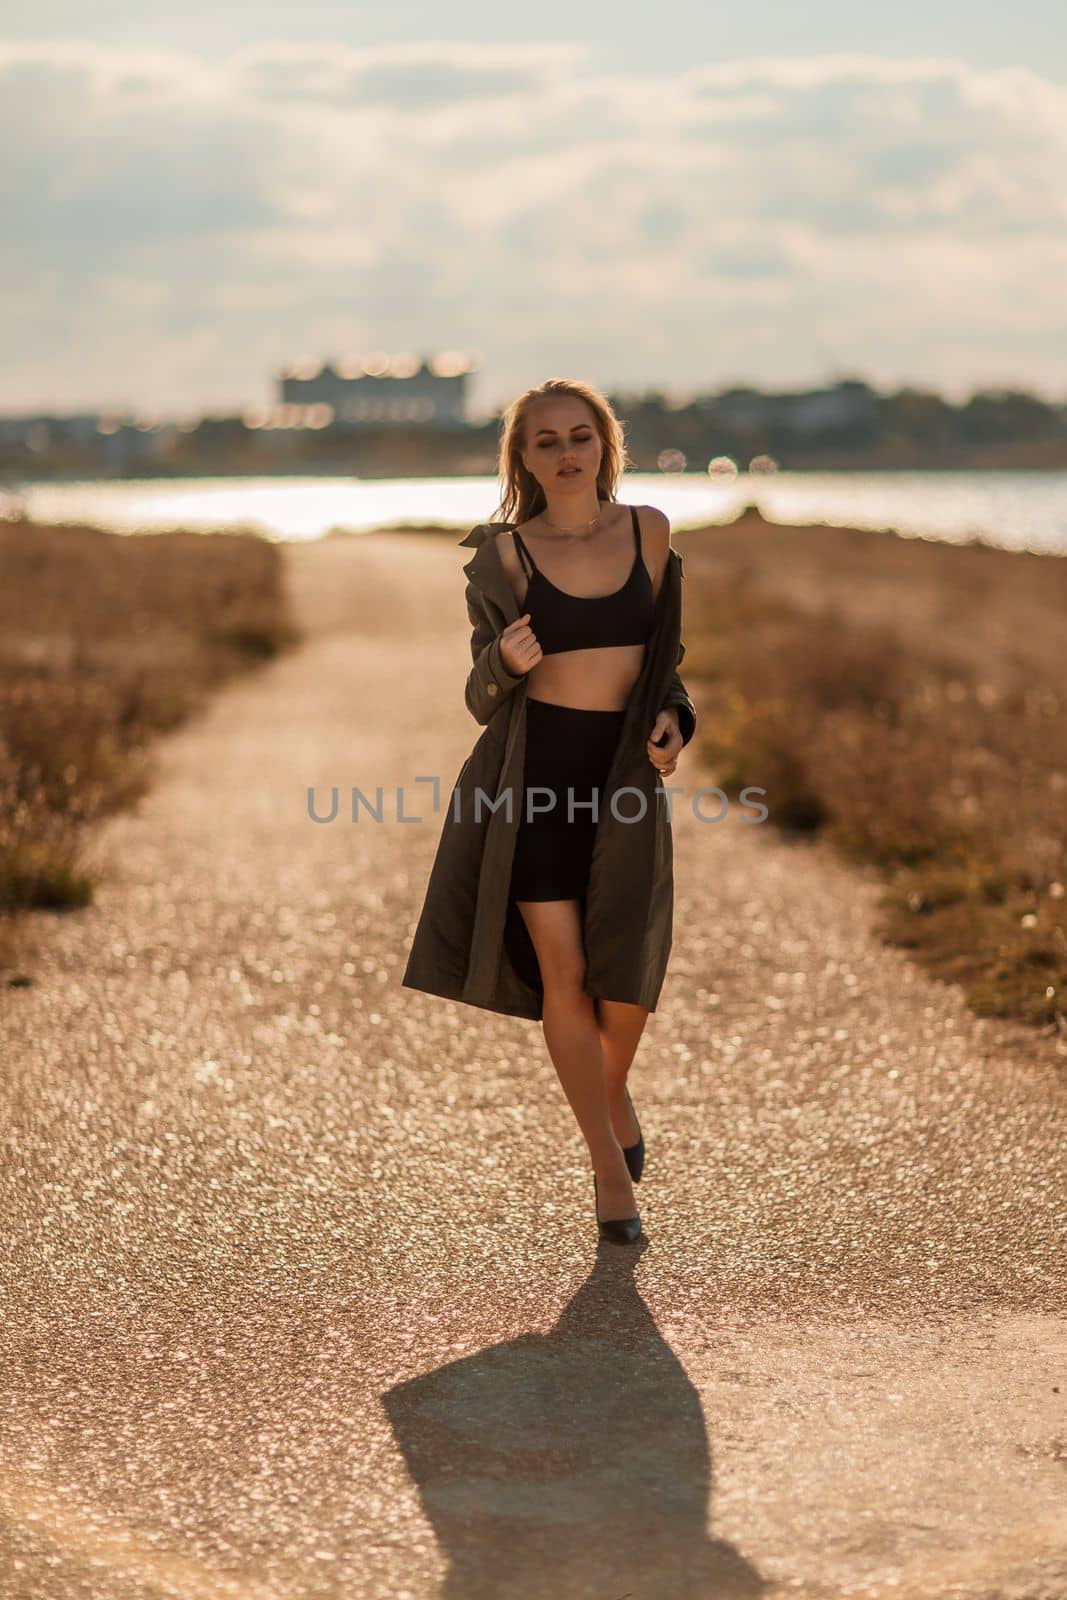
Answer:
[{"xmin": 508, "ymin": 696, "xmax": 628, "ymax": 902}]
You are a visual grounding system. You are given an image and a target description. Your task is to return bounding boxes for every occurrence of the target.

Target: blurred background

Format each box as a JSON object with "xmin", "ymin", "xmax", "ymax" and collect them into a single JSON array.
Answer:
[
  {"xmin": 1, "ymin": 2, "xmax": 1065, "ymax": 1030},
  {"xmin": 1, "ymin": 0, "xmax": 1066, "ymax": 547}
]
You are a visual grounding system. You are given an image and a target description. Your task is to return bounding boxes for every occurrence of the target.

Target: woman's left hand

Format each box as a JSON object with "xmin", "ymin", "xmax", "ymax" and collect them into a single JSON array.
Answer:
[{"xmin": 647, "ymin": 708, "xmax": 682, "ymax": 777}]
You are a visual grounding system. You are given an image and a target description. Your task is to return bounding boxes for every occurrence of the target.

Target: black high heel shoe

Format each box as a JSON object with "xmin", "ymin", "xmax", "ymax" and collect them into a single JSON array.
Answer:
[
  {"xmin": 621, "ymin": 1086, "xmax": 645, "ymax": 1184},
  {"xmin": 593, "ymin": 1173, "xmax": 643, "ymax": 1244}
]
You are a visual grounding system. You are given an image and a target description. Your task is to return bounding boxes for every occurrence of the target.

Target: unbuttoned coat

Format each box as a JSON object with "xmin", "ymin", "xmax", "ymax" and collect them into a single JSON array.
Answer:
[{"xmin": 400, "ymin": 518, "xmax": 697, "ymax": 1021}]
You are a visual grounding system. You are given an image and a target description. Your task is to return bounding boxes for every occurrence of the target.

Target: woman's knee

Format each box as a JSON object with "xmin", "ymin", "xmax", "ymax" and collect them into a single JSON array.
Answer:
[
  {"xmin": 519, "ymin": 903, "xmax": 588, "ymax": 996},
  {"xmin": 540, "ymin": 945, "xmax": 587, "ymax": 997}
]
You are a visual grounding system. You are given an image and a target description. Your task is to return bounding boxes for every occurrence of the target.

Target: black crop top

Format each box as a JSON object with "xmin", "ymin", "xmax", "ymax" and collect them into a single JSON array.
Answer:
[{"xmin": 510, "ymin": 505, "xmax": 656, "ymax": 658}]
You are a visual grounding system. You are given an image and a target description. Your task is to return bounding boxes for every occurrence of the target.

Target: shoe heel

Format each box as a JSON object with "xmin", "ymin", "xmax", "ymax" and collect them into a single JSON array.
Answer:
[
  {"xmin": 593, "ymin": 1173, "xmax": 643, "ymax": 1245},
  {"xmin": 621, "ymin": 1087, "xmax": 645, "ymax": 1184}
]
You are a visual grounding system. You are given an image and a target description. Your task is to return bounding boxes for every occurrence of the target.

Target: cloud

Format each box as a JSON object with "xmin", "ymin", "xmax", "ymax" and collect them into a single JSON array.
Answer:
[
  {"xmin": 230, "ymin": 40, "xmax": 581, "ymax": 109},
  {"xmin": 1, "ymin": 41, "xmax": 1065, "ymax": 409}
]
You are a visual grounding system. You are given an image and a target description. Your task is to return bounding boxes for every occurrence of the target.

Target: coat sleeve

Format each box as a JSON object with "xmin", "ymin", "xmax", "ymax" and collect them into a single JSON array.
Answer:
[
  {"xmin": 658, "ymin": 639, "xmax": 697, "ymax": 747},
  {"xmin": 651, "ymin": 533, "xmax": 696, "ymax": 748},
  {"xmin": 464, "ymin": 578, "xmax": 525, "ymax": 725}
]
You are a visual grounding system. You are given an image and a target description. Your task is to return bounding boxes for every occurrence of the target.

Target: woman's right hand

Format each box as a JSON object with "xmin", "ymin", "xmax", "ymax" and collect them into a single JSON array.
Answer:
[{"xmin": 498, "ymin": 613, "xmax": 542, "ymax": 678}]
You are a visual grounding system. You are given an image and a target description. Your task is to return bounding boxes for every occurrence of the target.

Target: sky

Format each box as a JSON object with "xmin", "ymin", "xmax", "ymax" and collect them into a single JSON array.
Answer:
[{"xmin": 3, "ymin": 1, "xmax": 1066, "ymax": 418}]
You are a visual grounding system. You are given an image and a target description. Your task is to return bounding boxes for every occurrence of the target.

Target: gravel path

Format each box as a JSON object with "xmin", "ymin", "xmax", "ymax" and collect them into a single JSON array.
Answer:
[{"xmin": 1, "ymin": 530, "xmax": 1064, "ymax": 1600}]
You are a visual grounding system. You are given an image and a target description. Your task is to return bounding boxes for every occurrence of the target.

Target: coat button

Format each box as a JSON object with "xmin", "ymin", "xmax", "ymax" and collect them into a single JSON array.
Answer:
[{"xmin": 487, "ymin": 682, "xmax": 498, "ymax": 695}]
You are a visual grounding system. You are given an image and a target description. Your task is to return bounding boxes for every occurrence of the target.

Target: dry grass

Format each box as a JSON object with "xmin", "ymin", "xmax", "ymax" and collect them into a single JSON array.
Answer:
[
  {"xmin": 5, "ymin": 506, "xmax": 1064, "ymax": 1037},
  {"xmin": 0, "ymin": 519, "xmax": 302, "ymax": 974},
  {"xmin": 681, "ymin": 507, "xmax": 1067, "ymax": 1035}
]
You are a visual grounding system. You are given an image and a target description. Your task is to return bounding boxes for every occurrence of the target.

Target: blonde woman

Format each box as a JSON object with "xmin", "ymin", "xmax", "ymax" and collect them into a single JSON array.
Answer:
[{"xmin": 403, "ymin": 378, "xmax": 696, "ymax": 1244}]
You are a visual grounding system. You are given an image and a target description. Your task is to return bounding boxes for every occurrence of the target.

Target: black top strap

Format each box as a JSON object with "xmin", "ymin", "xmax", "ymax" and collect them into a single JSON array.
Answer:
[
  {"xmin": 511, "ymin": 528, "xmax": 537, "ymax": 580},
  {"xmin": 514, "ymin": 508, "xmax": 640, "ymax": 578}
]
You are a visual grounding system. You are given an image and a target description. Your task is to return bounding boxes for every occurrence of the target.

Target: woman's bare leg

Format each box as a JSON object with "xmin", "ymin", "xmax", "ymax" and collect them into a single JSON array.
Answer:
[
  {"xmin": 596, "ymin": 998, "xmax": 649, "ymax": 1147},
  {"xmin": 516, "ymin": 898, "xmax": 636, "ymax": 1222}
]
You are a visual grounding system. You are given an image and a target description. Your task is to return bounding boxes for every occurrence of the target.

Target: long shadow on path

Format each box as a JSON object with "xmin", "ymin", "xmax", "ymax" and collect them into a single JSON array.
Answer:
[{"xmin": 382, "ymin": 1239, "xmax": 769, "ymax": 1599}]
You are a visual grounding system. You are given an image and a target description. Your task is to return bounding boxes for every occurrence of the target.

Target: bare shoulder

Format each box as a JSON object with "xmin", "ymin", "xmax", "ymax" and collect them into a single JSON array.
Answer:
[
  {"xmin": 634, "ymin": 504, "xmax": 671, "ymax": 598},
  {"xmin": 492, "ymin": 527, "xmax": 522, "ymax": 583},
  {"xmin": 635, "ymin": 503, "xmax": 670, "ymax": 546},
  {"xmin": 491, "ymin": 527, "xmax": 529, "ymax": 609}
]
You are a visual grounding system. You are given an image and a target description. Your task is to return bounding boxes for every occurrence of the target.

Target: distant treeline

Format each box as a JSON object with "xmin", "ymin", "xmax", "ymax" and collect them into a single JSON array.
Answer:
[
  {"xmin": 4, "ymin": 380, "xmax": 1066, "ymax": 480},
  {"xmin": 615, "ymin": 381, "xmax": 1067, "ymax": 471}
]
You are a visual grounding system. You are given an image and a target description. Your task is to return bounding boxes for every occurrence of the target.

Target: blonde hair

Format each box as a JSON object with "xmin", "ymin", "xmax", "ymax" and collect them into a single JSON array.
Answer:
[{"xmin": 492, "ymin": 377, "xmax": 631, "ymax": 526}]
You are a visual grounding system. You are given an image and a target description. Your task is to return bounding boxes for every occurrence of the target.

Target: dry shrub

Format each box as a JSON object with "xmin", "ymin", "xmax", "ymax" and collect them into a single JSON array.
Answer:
[
  {"xmin": 0, "ymin": 520, "xmax": 303, "ymax": 943},
  {"xmin": 684, "ymin": 522, "xmax": 1066, "ymax": 1033}
]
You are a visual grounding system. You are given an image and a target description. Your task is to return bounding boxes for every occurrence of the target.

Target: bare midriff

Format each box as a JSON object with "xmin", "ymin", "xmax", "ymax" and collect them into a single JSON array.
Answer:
[
  {"xmin": 523, "ymin": 644, "xmax": 646, "ymax": 712},
  {"xmin": 496, "ymin": 518, "xmax": 657, "ymax": 711}
]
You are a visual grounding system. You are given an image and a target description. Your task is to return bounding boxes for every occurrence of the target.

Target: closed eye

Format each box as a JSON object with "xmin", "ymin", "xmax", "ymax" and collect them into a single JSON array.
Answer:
[{"xmin": 538, "ymin": 432, "xmax": 592, "ymax": 447}]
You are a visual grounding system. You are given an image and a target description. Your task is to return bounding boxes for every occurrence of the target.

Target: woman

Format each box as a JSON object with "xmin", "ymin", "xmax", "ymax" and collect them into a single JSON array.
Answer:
[{"xmin": 402, "ymin": 378, "xmax": 697, "ymax": 1246}]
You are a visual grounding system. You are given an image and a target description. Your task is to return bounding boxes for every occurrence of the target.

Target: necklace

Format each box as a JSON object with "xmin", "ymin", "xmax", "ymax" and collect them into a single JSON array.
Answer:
[{"xmin": 539, "ymin": 504, "xmax": 603, "ymax": 537}]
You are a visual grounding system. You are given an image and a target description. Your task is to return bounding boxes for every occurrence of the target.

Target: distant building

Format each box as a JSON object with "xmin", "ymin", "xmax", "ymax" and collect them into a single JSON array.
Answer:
[
  {"xmin": 784, "ymin": 380, "xmax": 878, "ymax": 434},
  {"xmin": 714, "ymin": 379, "xmax": 878, "ymax": 434},
  {"xmin": 712, "ymin": 387, "xmax": 775, "ymax": 431},
  {"xmin": 0, "ymin": 413, "xmax": 106, "ymax": 449},
  {"xmin": 276, "ymin": 352, "xmax": 474, "ymax": 427}
]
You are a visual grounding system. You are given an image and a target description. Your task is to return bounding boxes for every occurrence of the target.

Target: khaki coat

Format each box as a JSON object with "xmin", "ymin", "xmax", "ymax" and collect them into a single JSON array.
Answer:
[{"xmin": 400, "ymin": 519, "xmax": 697, "ymax": 1021}]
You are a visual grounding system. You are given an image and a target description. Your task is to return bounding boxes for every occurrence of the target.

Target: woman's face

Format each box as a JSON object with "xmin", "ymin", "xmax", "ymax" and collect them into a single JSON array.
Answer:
[{"xmin": 520, "ymin": 397, "xmax": 603, "ymax": 498}]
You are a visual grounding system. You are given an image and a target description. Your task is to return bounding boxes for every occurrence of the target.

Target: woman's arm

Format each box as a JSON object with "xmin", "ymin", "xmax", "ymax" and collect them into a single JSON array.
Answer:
[{"xmin": 463, "ymin": 579, "xmax": 525, "ymax": 725}]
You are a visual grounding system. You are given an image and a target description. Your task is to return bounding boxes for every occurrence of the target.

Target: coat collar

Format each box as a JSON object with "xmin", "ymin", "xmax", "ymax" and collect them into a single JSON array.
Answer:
[
  {"xmin": 456, "ymin": 522, "xmax": 513, "ymax": 549},
  {"xmin": 457, "ymin": 521, "xmax": 519, "ymax": 618}
]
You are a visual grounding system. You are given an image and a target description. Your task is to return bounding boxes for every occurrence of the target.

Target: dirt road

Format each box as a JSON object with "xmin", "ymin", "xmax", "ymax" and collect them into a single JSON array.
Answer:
[{"xmin": 1, "ymin": 530, "xmax": 1064, "ymax": 1600}]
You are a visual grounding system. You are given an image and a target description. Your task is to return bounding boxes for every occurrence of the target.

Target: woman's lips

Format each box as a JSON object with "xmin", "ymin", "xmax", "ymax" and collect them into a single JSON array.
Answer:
[{"xmin": 559, "ymin": 467, "xmax": 580, "ymax": 476}]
